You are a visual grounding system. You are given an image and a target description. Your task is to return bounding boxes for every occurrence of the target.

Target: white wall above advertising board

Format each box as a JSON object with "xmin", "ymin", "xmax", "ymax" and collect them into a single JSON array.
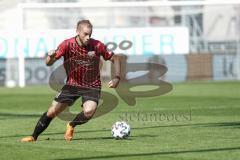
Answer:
[{"xmin": 0, "ymin": 27, "xmax": 189, "ymax": 58}]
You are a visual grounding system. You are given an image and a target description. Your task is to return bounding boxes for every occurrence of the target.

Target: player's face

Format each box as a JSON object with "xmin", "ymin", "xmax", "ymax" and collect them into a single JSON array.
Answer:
[{"xmin": 77, "ymin": 25, "xmax": 92, "ymax": 46}]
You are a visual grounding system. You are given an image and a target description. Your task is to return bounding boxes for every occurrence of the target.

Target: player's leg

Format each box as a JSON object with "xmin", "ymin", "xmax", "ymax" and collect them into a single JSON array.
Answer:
[
  {"xmin": 71, "ymin": 100, "xmax": 97, "ymax": 126},
  {"xmin": 64, "ymin": 87, "xmax": 100, "ymax": 141},
  {"xmin": 69, "ymin": 87, "xmax": 100, "ymax": 127},
  {"xmin": 31, "ymin": 101, "xmax": 69, "ymax": 139},
  {"xmin": 47, "ymin": 100, "xmax": 69, "ymax": 118},
  {"xmin": 64, "ymin": 100, "xmax": 97, "ymax": 141},
  {"xmin": 21, "ymin": 101, "xmax": 68, "ymax": 142}
]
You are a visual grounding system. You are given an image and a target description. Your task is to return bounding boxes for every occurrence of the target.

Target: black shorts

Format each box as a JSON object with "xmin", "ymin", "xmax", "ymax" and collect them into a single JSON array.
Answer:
[{"xmin": 54, "ymin": 85, "xmax": 101, "ymax": 106}]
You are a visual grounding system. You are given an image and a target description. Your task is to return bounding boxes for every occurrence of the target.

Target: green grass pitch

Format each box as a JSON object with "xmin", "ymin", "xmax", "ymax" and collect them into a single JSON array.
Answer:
[{"xmin": 0, "ymin": 81, "xmax": 240, "ymax": 160}]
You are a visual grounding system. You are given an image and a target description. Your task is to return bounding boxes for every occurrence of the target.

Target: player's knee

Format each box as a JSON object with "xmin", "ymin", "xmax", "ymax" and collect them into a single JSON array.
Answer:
[
  {"xmin": 83, "ymin": 107, "xmax": 96, "ymax": 119},
  {"xmin": 47, "ymin": 109, "xmax": 58, "ymax": 118},
  {"xmin": 47, "ymin": 101, "xmax": 68, "ymax": 118},
  {"xmin": 83, "ymin": 101, "xmax": 97, "ymax": 118},
  {"xmin": 47, "ymin": 106, "xmax": 60, "ymax": 118}
]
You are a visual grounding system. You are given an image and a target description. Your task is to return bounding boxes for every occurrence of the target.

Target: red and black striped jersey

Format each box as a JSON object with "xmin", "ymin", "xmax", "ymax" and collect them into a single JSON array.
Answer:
[{"xmin": 55, "ymin": 36, "xmax": 114, "ymax": 88}]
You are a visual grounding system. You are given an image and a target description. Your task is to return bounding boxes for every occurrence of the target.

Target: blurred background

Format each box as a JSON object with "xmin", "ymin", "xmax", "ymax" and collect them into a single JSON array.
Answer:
[{"xmin": 0, "ymin": 0, "xmax": 240, "ymax": 87}]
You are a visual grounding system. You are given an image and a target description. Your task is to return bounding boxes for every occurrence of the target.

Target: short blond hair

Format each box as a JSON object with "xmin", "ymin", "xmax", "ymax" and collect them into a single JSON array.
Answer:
[{"xmin": 76, "ymin": 20, "xmax": 93, "ymax": 30}]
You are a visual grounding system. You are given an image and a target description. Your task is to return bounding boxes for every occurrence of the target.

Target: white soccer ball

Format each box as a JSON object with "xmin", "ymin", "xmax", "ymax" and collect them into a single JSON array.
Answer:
[{"xmin": 111, "ymin": 121, "xmax": 131, "ymax": 139}]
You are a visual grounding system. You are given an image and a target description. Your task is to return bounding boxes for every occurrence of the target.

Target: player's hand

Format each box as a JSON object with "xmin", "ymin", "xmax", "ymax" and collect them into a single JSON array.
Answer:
[
  {"xmin": 48, "ymin": 50, "xmax": 56, "ymax": 58},
  {"xmin": 108, "ymin": 78, "xmax": 120, "ymax": 88}
]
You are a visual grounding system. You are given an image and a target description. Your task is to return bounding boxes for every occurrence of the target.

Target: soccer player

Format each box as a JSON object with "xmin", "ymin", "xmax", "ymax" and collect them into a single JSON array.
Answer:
[{"xmin": 21, "ymin": 20, "xmax": 121, "ymax": 142}]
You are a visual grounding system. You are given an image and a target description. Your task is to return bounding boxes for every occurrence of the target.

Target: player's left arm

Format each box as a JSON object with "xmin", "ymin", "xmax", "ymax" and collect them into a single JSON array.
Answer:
[{"xmin": 108, "ymin": 54, "xmax": 121, "ymax": 88}]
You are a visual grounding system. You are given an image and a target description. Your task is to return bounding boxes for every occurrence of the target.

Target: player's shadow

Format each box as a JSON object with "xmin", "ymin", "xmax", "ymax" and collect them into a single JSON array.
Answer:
[
  {"xmin": 47, "ymin": 136, "xmax": 113, "ymax": 141},
  {"xmin": 53, "ymin": 146, "xmax": 240, "ymax": 160},
  {"xmin": 72, "ymin": 135, "xmax": 157, "ymax": 141},
  {"xmin": 49, "ymin": 134, "xmax": 157, "ymax": 141},
  {"xmin": 0, "ymin": 129, "xmax": 110, "ymax": 139}
]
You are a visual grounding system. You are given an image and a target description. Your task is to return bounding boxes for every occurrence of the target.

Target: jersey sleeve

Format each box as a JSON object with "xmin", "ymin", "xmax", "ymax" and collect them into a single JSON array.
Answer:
[
  {"xmin": 97, "ymin": 41, "xmax": 114, "ymax": 61},
  {"xmin": 55, "ymin": 40, "xmax": 67, "ymax": 59}
]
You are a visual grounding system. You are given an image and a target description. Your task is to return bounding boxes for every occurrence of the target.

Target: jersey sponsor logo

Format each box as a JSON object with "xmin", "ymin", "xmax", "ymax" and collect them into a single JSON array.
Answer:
[
  {"xmin": 74, "ymin": 59, "xmax": 94, "ymax": 67},
  {"xmin": 87, "ymin": 51, "xmax": 95, "ymax": 58}
]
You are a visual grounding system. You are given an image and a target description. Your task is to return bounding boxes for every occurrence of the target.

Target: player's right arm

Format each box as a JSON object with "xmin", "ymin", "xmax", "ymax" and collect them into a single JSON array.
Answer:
[
  {"xmin": 45, "ymin": 50, "xmax": 57, "ymax": 66},
  {"xmin": 45, "ymin": 40, "xmax": 67, "ymax": 66}
]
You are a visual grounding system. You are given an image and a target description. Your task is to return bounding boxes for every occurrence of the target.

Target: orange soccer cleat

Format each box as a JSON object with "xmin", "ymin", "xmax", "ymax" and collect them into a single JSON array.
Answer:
[
  {"xmin": 64, "ymin": 123, "xmax": 74, "ymax": 141},
  {"xmin": 21, "ymin": 136, "xmax": 36, "ymax": 142}
]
